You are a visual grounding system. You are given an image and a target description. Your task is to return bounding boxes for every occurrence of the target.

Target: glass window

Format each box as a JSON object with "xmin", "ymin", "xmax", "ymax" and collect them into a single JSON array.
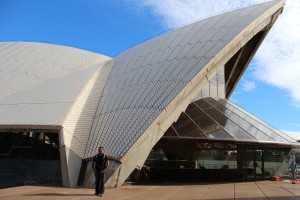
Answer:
[
  {"xmin": 186, "ymin": 104, "xmax": 233, "ymax": 139},
  {"xmin": 194, "ymin": 99, "xmax": 212, "ymax": 109},
  {"xmin": 164, "ymin": 126, "xmax": 179, "ymax": 137},
  {"xmin": 198, "ymin": 149, "xmax": 237, "ymax": 169},
  {"xmin": 202, "ymin": 108, "xmax": 255, "ymax": 141},
  {"xmin": 147, "ymin": 149, "xmax": 168, "ymax": 160},
  {"xmin": 264, "ymin": 149, "xmax": 291, "ymax": 177},
  {"xmin": 173, "ymin": 113, "xmax": 205, "ymax": 137},
  {"xmin": 206, "ymin": 98, "xmax": 274, "ymax": 141},
  {"xmin": 218, "ymin": 99, "xmax": 292, "ymax": 143}
]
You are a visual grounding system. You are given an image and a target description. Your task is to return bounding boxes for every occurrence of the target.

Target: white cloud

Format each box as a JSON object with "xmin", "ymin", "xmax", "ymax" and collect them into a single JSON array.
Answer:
[
  {"xmin": 254, "ymin": 0, "xmax": 300, "ymax": 107},
  {"xmin": 242, "ymin": 80, "xmax": 256, "ymax": 92},
  {"xmin": 136, "ymin": 0, "xmax": 268, "ymax": 28},
  {"xmin": 283, "ymin": 130, "xmax": 300, "ymax": 141}
]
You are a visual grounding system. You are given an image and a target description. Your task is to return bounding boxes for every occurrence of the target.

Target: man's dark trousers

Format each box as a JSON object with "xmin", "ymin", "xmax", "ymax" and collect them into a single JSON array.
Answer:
[{"xmin": 95, "ymin": 171, "xmax": 105, "ymax": 195}]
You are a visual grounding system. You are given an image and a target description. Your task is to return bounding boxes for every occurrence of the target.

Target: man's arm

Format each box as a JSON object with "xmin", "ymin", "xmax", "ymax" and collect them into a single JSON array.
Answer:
[
  {"xmin": 92, "ymin": 159, "xmax": 96, "ymax": 174},
  {"xmin": 105, "ymin": 160, "xmax": 110, "ymax": 171},
  {"xmin": 102, "ymin": 158, "xmax": 110, "ymax": 173}
]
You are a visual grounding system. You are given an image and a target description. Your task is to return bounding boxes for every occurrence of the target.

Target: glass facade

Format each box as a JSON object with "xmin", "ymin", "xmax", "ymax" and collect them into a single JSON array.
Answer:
[
  {"xmin": 136, "ymin": 97, "xmax": 300, "ymax": 182},
  {"xmin": 165, "ymin": 97, "xmax": 298, "ymax": 143},
  {"xmin": 0, "ymin": 131, "xmax": 60, "ymax": 160},
  {"xmin": 0, "ymin": 131, "xmax": 61, "ymax": 188}
]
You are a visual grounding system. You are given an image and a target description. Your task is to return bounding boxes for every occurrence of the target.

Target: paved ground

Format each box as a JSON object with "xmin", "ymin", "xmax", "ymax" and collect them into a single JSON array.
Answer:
[{"xmin": 1, "ymin": 180, "xmax": 300, "ymax": 200}]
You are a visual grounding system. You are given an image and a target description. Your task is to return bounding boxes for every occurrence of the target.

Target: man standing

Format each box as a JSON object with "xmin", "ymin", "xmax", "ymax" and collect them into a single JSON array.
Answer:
[
  {"xmin": 291, "ymin": 161, "xmax": 297, "ymax": 180},
  {"xmin": 92, "ymin": 146, "xmax": 110, "ymax": 197}
]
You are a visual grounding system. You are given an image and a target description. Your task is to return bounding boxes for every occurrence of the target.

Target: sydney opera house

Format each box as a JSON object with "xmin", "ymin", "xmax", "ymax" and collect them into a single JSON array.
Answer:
[{"xmin": 0, "ymin": 0, "xmax": 299, "ymax": 188}]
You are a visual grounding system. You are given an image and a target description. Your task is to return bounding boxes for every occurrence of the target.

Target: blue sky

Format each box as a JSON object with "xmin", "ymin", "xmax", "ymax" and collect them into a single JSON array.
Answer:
[{"xmin": 1, "ymin": 0, "xmax": 300, "ymax": 139}]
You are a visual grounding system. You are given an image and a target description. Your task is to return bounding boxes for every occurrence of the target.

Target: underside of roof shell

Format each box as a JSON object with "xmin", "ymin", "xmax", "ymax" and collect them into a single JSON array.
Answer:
[{"xmin": 0, "ymin": 42, "xmax": 111, "ymax": 129}]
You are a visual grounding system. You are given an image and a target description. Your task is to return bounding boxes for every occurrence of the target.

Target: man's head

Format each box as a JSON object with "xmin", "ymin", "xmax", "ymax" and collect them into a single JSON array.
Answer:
[{"xmin": 98, "ymin": 147, "xmax": 104, "ymax": 155}]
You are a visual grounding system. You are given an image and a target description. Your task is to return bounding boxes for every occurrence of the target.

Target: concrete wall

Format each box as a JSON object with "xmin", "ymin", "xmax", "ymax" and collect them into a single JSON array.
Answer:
[{"xmin": 60, "ymin": 143, "xmax": 82, "ymax": 187}]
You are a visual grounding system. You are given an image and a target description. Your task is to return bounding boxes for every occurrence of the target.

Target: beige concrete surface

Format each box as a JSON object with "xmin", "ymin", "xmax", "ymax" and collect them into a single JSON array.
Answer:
[{"xmin": 1, "ymin": 180, "xmax": 300, "ymax": 200}]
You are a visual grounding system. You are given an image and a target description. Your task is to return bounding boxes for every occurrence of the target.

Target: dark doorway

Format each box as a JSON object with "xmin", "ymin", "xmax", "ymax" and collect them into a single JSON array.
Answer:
[{"xmin": 0, "ymin": 131, "xmax": 62, "ymax": 188}]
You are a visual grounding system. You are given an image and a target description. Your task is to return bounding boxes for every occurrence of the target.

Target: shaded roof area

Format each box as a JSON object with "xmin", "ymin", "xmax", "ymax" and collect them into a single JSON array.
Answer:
[{"xmin": 164, "ymin": 97, "xmax": 299, "ymax": 147}]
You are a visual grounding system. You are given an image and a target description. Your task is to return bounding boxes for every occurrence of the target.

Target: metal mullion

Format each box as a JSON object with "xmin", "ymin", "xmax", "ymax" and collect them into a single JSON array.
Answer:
[
  {"xmin": 183, "ymin": 112, "xmax": 208, "ymax": 138},
  {"xmin": 169, "ymin": 125, "xmax": 180, "ymax": 137}
]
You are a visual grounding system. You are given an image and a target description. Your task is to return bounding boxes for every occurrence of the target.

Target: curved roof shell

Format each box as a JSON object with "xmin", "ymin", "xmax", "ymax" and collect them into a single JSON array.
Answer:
[
  {"xmin": 0, "ymin": 42, "xmax": 111, "ymax": 129},
  {"xmin": 86, "ymin": 0, "xmax": 286, "ymax": 162},
  {"xmin": 0, "ymin": 0, "xmax": 293, "ymax": 188}
]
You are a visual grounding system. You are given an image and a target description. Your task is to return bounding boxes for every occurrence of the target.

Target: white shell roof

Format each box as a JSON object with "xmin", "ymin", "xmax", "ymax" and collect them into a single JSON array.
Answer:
[
  {"xmin": 85, "ymin": 0, "xmax": 285, "ymax": 159},
  {"xmin": 0, "ymin": 42, "xmax": 111, "ymax": 127},
  {"xmin": 0, "ymin": 0, "xmax": 287, "ymax": 163}
]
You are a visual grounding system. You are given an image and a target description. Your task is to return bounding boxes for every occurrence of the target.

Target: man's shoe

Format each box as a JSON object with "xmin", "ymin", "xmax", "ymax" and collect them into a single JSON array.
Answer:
[
  {"xmin": 95, "ymin": 193, "xmax": 99, "ymax": 196},
  {"xmin": 100, "ymin": 194, "xmax": 104, "ymax": 197}
]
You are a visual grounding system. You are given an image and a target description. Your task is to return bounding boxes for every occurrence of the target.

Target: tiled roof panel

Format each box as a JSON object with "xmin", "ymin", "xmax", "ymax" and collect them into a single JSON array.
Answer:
[
  {"xmin": 0, "ymin": 42, "xmax": 111, "ymax": 126},
  {"xmin": 86, "ymin": 1, "xmax": 283, "ymax": 159}
]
